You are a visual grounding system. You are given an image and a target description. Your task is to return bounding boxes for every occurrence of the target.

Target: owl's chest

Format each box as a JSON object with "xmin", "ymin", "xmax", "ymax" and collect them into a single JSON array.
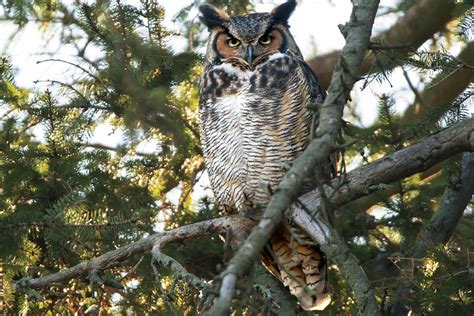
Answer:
[
  {"xmin": 201, "ymin": 56, "xmax": 298, "ymax": 120},
  {"xmin": 200, "ymin": 57, "xmax": 314, "ymax": 210}
]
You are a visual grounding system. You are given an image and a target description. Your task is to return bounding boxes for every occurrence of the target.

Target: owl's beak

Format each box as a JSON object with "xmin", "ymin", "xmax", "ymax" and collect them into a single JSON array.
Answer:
[{"xmin": 245, "ymin": 45, "xmax": 255, "ymax": 67}]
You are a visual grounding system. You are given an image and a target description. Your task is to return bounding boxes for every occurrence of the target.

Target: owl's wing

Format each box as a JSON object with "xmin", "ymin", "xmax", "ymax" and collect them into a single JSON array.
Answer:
[
  {"xmin": 298, "ymin": 59, "xmax": 327, "ymax": 101},
  {"xmin": 299, "ymin": 60, "xmax": 338, "ymax": 179},
  {"xmin": 264, "ymin": 59, "xmax": 333, "ymax": 311}
]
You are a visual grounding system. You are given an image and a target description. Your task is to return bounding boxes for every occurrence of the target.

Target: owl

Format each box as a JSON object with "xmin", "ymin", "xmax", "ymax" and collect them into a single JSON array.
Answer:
[{"xmin": 198, "ymin": 1, "xmax": 332, "ymax": 311}]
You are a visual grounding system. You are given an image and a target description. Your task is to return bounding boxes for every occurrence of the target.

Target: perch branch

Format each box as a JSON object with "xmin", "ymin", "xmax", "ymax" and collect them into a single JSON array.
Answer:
[
  {"xmin": 25, "ymin": 216, "xmax": 253, "ymax": 290},
  {"xmin": 207, "ymin": 1, "xmax": 381, "ymax": 315}
]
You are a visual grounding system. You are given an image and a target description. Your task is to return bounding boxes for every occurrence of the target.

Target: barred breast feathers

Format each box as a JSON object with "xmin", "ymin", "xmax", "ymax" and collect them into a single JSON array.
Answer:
[{"xmin": 200, "ymin": 52, "xmax": 311, "ymax": 211}]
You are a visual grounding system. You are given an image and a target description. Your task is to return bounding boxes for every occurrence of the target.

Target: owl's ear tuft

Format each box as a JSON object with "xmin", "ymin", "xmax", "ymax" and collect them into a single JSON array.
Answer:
[
  {"xmin": 270, "ymin": 0, "xmax": 296, "ymax": 25},
  {"xmin": 198, "ymin": 4, "xmax": 230, "ymax": 29}
]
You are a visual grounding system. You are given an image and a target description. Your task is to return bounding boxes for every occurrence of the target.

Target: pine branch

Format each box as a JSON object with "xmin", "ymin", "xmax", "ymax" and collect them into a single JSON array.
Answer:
[
  {"xmin": 206, "ymin": 1, "xmax": 381, "ymax": 315},
  {"xmin": 386, "ymin": 152, "xmax": 474, "ymax": 315},
  {"xmin": 403, "ymin": 42, "xmax": 474, "ymax": 121},
  {"xmin": 307, "ymin": 0, "xmax": 458, "ymax": 89}
]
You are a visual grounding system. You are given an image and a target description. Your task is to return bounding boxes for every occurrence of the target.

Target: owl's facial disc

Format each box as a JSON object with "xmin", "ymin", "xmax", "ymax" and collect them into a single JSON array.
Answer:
[
  {"xmin": 213, "ymin": 28, "xmax": 285, "ymax": 69},
  {"xmin": 200, "ymin": 2, "xmax": 297, "ymax": 69}
]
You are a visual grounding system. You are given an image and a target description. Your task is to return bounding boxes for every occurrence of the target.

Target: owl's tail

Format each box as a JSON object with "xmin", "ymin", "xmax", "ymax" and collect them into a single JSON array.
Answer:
[{"xmin": 264, "ymin": 225, "xmax": 331, "ymax": 311}]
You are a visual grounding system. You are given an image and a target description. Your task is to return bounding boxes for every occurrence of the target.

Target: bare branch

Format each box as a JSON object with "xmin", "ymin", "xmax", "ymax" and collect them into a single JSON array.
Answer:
[
  {"xmin": 207, "ymin": 1, "xmax": 381, "ymax": 315},
  {"xmin": 294, "ymin": 117, "xmax": 474, "ymax": 218},
  {"xmin": 25, "ymin": 216, "xmax": 253, "ymax": 290}
]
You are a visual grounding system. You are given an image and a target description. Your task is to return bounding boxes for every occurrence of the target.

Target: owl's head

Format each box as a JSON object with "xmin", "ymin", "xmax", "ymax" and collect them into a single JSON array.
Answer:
[{"xmin": 199, "ymin": 1, "xmax": 301, "ymax": 69}]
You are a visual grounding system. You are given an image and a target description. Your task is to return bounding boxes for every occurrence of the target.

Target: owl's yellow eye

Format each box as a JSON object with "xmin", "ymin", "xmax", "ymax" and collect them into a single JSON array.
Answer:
[
  {"xmin": 259, "ymin": 35, "xmax": 272, "ymax": 45},
  {"xmin": 227, "ymin": 37, "xmax": 241, "ymax": 47}
]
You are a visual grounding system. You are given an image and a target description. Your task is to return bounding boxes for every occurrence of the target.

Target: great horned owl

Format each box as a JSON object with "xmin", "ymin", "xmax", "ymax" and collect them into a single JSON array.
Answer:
[{"xmin": 198, "ymin": 1, "xmax": 331, "ymax": 311}]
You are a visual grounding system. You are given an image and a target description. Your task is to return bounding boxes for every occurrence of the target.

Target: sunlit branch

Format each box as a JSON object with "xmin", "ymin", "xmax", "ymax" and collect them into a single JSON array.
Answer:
[{"xmin": 24, "ymin": 216, "xmax": 253, "ymax": 290}]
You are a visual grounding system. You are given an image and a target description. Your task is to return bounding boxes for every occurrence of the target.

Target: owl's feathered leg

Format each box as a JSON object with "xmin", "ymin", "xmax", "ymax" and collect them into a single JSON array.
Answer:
[{"xmin": 269, "ymin": 225, "xmax": 331, "ymax": 311}]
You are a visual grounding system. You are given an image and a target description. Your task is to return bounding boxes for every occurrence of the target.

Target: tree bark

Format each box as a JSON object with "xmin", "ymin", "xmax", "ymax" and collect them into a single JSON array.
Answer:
[{"xmin": 25, "ymin": 216, "xmax": 253, "ymax": 290}]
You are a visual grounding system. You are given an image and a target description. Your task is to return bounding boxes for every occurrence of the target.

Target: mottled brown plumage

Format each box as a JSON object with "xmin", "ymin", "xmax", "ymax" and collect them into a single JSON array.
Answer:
[{"xmin": 198, "ymin": 1, "xmax": 331, "ymax": 310}]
